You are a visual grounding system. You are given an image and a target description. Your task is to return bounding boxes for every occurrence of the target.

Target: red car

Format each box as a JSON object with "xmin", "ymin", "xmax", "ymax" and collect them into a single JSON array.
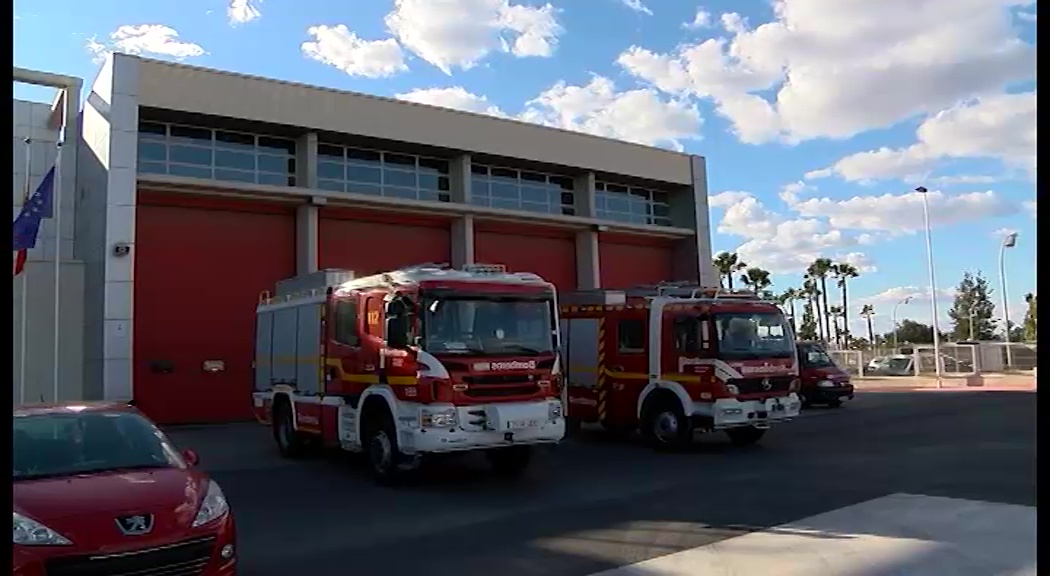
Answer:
[
  {"xmin": 797, "ymin": 341, "xmax": 855, "ymax": 408},
  {"xmin": 13, "ymin": 402, "xmax": 237, "ymax": 576}
]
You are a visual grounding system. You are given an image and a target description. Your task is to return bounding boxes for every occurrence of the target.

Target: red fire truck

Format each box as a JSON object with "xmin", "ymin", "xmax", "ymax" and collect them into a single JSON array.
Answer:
[
  {"xmin": 559, "ymin": 284, "xmax": 801, "ymax": 449},
  {"xmin": 252, "ymin": 264, "xmax": 565, "ymax": 483}
]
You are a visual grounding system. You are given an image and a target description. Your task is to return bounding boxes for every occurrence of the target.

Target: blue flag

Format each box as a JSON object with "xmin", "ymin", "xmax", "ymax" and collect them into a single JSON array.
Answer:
[{"xmin": 13, "ymin": 166, "xmax": 56, "ymax": 252}]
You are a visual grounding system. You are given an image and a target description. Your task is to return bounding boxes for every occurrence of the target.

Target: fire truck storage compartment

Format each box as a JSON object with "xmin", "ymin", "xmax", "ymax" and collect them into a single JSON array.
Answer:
[
  {"xmin": 475, "ymin": 222, "xmax": 576, "ymax": 290},
  {"xmin": 319, "ymin": 209, "xmax": 451, "ymax": 273},
  {"xmin": 134, "ymin": 192, "xmax": 296, "ymax": 424},
  {"xmin": 599, "ymin": 235, "xmax": 674, "ymax": 289},
  {"xmin": 559, "ymin": 316, "xmax": 602, "ymax": 421},
  {"xmin": 254, "ymin": 302, "xmax": 323, "ymax": 396}
]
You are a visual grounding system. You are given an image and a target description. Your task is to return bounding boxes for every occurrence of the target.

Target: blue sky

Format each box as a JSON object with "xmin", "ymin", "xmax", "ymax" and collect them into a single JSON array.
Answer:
[{"xmin": 14, "ymin": 0, "xmax": 1038, "ymax": 335}]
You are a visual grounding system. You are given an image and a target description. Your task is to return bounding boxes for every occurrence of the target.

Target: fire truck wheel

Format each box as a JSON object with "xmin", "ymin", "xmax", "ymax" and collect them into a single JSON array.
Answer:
[
  {"xmin": 641, "ymin": 397, "xmax": 692, "ymax": 451},
  {"xmin": 726, "ymin": 426, "xmax": 766, "ymax": 446},
  {"xmin": 487, "ymin": 446, "xmax": 534, "ymax": 477},
  {"xmin": 273, "ymin": 400, "xmax": 307, "ymax": 458},
  {"xmin": 363, "ymin": 411, "xmax": 404, "ymax": 485}
]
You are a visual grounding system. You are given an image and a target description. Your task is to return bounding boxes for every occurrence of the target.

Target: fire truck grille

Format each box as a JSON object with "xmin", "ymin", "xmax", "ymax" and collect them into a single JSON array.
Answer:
[
  {"xmin": 44, "ymin": 535, "xmax": 216, "ymax": 576},
  {"xmin": 462, "ymin": 375, "xmax": 540, "ymax": 397},
  {"xmin": 731, "ymin": 376, "xmax": 794, "ymax": 395}
]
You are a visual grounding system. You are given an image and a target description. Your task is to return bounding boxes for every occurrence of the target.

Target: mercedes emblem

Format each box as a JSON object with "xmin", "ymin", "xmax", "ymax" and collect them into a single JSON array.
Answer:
[{"xmin": 761, "ymin": 378, "xmax": 772, "ymax": 391}]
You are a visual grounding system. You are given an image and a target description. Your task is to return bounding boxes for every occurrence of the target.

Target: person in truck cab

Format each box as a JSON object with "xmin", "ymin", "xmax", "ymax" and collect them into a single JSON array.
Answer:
[{"xmin": 723, "ymin": 317, "xmax": 757, "ymax": 351}]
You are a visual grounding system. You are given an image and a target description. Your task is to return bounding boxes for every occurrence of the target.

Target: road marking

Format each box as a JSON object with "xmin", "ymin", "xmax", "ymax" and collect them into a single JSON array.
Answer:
[{"xmin": 585, "ymin": 493, "xmax": 1036, "ymax": 576}]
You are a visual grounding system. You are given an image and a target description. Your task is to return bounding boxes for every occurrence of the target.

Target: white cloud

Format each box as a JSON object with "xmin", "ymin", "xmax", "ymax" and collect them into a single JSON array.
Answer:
[
  {"xmin": 519, "ymin": 76, "xmax": 702, "ymax": 151},
  {"xmin": 925, "ymin": 174, "xmax": 1002, "ymax": 187},
  {"xmin": 1023, "ymin": 200, "xmax": 1036, "ymax": 217},
  {"xmin": 858, "ymin": 286, "xmax": 956, "ymax": 307},
  {"xmin": 1017, "ymin": 10, "xmax": 1036, "ymax": 22},
  {"xmin": 621, "ymin": 0, "xmax": 653, "ymax": 16},
  {"xmin": 992, "ymin": 227, "xmax": 1019, "ymax": 239},
  {"xmin": 302, "ymin": 25, "xmax": 407, "ymax": 78},
  {"xmin": 840, "ymin": 251, "xmax": 877, "ymax": 274},
  {"xmin": 617, "ymin": 0, "xmax": 1035, "ymax": 145},
  {"xmin": 778, "ymin": 180, "xmax": 813, "ymax": 204},
  {"xmin": 384, "ymin": 0, "xmax": 562, "ymax": 75},
  {"xmin": 86, "ymin": 25, "xmax": 206, "ymax": 64},
  {"xmin": 789, "ymin": 189, "xmax": 1019, "ymax": 234},
  {"xmin": 228, "ymin": 0, "xmax": 261, "ymax": 25},
  {"xmin": 683, "ymin": 9, "xmax": 712, "ymax": 29},
  {"xmin": 709, "ymin": 190, "xmax": 752, "ymax": 208},
  {"xmin": 811, "ymin": 92, "xmax": 1037, "ymax": 183},
  {"xmin": 395, "ymin": 87, "xmax": 508, "ymax": 116}
]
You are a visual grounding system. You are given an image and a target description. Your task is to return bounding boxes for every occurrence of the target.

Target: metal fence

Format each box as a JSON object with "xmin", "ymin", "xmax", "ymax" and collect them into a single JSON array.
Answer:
[
  {"xmin": 912, "ymin": 344, "xmax": 979, "ymax": 376},
  {"xmin": 824, "ymin": 341, "xmax": 1037, "ymax": 377}
]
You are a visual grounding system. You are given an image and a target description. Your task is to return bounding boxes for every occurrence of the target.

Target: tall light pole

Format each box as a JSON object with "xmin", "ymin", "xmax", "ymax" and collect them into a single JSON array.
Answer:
[
  {"xmin": 916, "ymin": 187, "xmax": 943, "ymax": 383},
  {"xmin": 891, "ymin": 296, "xmax": 913, "ymax": 350},
  {"xmin": 999, "ymin": 232, "xmax": 1018, "ymax": 369}
]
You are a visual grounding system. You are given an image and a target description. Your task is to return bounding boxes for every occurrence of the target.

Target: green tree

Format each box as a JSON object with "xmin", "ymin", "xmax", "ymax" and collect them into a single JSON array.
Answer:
[
  {"xmin": 1023, "ymin": 293, "xmax": 1037, "ymax": 341},
  {"xmin": 798, "ymin": 279, "xmax": 821, "ymax": 340},
  {"xmin": 833, "ymin": 262, "xmax": 860, "ymax": 346},
  {"xmin": 860, "ymin": 304, "xmax": 876, "ymax": 349},
  {"xmin": 739, "ymin": 267, "xmax": 772, "ymax": 293},
  {"xmin": 806, "ymin": 258, "xmax": 835, "ymax": 343},
  {"xmin": 713, "ymin": 252, "xmax": 747, "ymax": 290},
  {"xmin": 947, "ymin": 271, "xmax": 998, "ymax": 341},
  {"xmin": 885, "ymin": 319, "xmax": 936, "ymax": 344},
  {"xmin": 776, "ymin": 288, "xmax": 801, "ymax": 334}
]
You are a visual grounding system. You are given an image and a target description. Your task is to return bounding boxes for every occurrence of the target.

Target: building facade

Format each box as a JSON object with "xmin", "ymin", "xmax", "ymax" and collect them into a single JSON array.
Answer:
[{"xmin": 50, "ymin": 53, "xmax": 716, "ymax": 424}]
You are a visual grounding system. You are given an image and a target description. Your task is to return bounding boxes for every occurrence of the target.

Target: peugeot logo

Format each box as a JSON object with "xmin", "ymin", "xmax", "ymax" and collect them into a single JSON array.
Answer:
[
  {"xmin": 116, "ymin": 514, "xmax": 154, "ymax": 536},
  {"xmin": 761, "ymin": 378, "xmax": 772, "ymax": 391}
]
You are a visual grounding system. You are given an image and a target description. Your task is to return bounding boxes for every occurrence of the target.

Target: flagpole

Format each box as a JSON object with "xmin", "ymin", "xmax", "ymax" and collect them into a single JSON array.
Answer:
[
  {"xmin": 18, "ymin": 138, "xmax": 32, "ymax": 406},
  {"xmin": 52, "ymin": 138, "xmax": 64, "ymax": 404}
]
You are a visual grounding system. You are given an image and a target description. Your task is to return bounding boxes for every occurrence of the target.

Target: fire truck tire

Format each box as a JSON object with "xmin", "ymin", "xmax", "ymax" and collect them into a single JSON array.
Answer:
[
  {"xmin": 640, "ymin": 396, "xmax": 693, "ymax": 451},
  {"xmin": 726, "ymin": 426, "xmax": 766, "ymax": 446},
  {"xmin": 273, "ymin": 399, "xmax": 307, "ymax": 459},
  {"xmin": 362, "ymin": 409, "xmax": 405, "ymax": 486},
  {"xmin": 487, "ymin": 446, "xmax": 533, "ymax": 477}
]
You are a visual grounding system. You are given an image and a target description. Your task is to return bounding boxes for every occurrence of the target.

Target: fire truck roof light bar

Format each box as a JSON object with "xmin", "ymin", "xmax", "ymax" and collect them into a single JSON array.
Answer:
[{"xmin": 560, "ymin": 284, "xmax": 770, "ymax": 307}]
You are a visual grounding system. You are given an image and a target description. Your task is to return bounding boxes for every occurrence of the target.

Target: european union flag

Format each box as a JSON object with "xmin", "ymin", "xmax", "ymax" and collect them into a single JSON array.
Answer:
[{"xmin": 13, "ymin": 166, "xmax": 56, "ymax": 252}]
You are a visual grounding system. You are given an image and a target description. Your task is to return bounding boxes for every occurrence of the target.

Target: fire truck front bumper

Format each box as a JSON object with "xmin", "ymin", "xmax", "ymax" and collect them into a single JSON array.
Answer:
[
  {"xmin": 399, "ymin": 400, "xmax": 567, "ymax": 454},
  {"xmin": 691, "ymin": 393, "xmax": 802, "ymax": 430}
]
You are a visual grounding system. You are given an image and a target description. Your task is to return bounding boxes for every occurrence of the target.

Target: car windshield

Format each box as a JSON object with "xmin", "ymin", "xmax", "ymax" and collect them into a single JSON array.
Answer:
[
  {"xmin": 714, "ymin": 311, "xmax": 795, "ymax": 359},
  {"xmin": 799, "ymin": 344, "xmax": 837, "ymax": 368},
  {"xmin": 13, "ymin": 411, "xmax": 183, "ymax": 481},
  {"xmin": 422, "ymin": 296, "xmax": 556, "ymax": 356}
]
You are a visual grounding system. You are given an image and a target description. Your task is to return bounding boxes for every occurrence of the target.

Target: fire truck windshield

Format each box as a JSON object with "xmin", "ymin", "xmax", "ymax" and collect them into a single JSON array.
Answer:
[
  {"xmin": 421, "ymin": 296, "xmax": 556, "ymax": 356},
  {"xmin": 714, "ymin": 311, "xmax": 795, "ymax": 359}
]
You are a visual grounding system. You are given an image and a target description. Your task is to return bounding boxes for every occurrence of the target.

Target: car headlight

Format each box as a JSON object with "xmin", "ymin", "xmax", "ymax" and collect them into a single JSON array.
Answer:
[
  {"xmin": 421, "ymin": 407, "xmax": 458, "ymax": 428},
  {"xmin": 725, "ymin": 384, "xmax": 740, "ymax": 395},
  {"xmin": 13, "ymin": 512, "xmax": 72, "ymax": 546},
  {"xmin": 192, "ymin": 480, "xmax": 229, "ymax": 527},
  {"xmin": 817, "ymin": 380, "xmax": 835, "ymax": 388},
  {"xmin": 548, "ymin": 402, "xmax": 563, "ymax": 421}
]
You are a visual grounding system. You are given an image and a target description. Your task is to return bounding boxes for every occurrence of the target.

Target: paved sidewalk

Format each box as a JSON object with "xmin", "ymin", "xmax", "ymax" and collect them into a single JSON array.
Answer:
[{"xmin": 855, "ymin": 374, "xmax": 1036, "ymax": 392}]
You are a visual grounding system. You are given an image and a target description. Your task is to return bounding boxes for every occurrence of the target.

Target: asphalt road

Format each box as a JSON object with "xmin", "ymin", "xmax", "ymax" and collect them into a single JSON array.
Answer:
[{"xmin": 167, "ymin": 390, "xmax": 1037, "ymax": 576}]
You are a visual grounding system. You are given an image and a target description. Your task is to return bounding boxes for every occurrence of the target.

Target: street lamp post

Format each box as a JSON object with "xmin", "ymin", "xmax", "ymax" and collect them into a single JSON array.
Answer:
[
  {"xmin": 891, "ymin": 296, "xmax": 914, "ymax": 350},
  {"xmin": 916, "ymin": 187, "xmax": 943, "ymax": 385},
  {"xmin": 999, "ymin": 232, "xmax": 1018, "ymax": 370}
]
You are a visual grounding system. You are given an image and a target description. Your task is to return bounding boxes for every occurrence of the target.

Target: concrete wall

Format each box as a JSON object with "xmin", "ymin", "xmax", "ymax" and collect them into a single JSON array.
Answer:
[{"xmin": 12, "ymin": 98, "xmax": 84, "ymax": 404}]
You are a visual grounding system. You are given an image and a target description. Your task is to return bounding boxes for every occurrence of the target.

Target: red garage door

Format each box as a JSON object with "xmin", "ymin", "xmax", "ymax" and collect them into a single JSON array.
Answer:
[
  {"xmin": 475, "ymin": 222, "xmax": 576, "ymax": 290},
  {"xmin": 318, "ymin": 209, "xmax": 450, "ymax": 272},
  {"xmin": 599, "ymin": 234, "xmax": 674, "ymax": 289},
  {"xmin": 134, "ymin": 192, "xmax": 296, "ymax": 424}
]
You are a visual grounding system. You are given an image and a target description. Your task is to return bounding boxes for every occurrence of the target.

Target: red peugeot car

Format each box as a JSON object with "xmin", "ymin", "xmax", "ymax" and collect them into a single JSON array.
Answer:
[
  {"xmin": 797, "ymin": 341, "xmax": 855, "ymax": 408},
  {"xmin": 13, "ymin": 402, "xmax": 237, "ymax": 576}
]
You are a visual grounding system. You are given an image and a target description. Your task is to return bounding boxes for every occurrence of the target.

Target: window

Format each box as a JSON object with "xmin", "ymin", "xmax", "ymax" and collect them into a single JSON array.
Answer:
[
  {"xmin": 595, "ymin": 182, "xmax": 673, "ymax": 227},
  {"xmin": 317, "ymin": 144, "xmax": 451, "ymax": 202},
  {"xmin": 673, "ymin": 316, "xmax": 708, "ymax": 353},
  {"xmin": 617, "ymin": 319, "xmax": 646, "ymax": 353},
  {"xmin": 714, "ymin": 312, "xmax": 794, "ymax": 359},
  {"xmin": 136, "ymin": 121, "xmax": 297, "ymax": 186},
  {"xmin": 471, "ymin": 165, "xmax": 576, "ymax": 216},
  {"xmin": 333, "ymin": 300, "xmax": 359, "ymax": 346},
  {"xmin": 365, "ymin": 297, "xmax": 384, "ymax": 336}
]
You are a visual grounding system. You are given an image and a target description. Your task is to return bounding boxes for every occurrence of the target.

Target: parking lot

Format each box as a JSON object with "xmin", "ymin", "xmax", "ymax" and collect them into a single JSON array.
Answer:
[{"xmin": 168, "ymin": 390, "xmax": 1037, "ymax": 576}]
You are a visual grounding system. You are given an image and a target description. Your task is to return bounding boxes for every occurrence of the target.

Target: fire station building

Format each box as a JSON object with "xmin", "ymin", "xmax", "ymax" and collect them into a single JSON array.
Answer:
[{"xmin": 69, "ymin": 53, "xmax": 716, "ymax": 423}]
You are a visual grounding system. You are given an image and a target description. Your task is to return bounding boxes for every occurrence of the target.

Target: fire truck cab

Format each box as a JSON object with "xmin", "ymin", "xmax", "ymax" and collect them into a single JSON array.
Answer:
[
  {"xmin": 252, "ymin": 264, "xmax": 565, "ymax": 483},
  {"xmin": 560, "ymin": 284, "xmax": 802, "ymax": 449}
]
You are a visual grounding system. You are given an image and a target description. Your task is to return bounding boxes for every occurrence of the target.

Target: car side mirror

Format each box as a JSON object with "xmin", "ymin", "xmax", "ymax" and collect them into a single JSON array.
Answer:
[{"xmin": 182, "ymin": 449, "xmax": 200, "ymax": 467}]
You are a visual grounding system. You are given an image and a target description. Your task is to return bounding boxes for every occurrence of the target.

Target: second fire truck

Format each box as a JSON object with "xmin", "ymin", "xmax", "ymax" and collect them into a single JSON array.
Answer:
[
  {"xmin": 252, "ymin": 264, "xmax": 566, "ymax": 483},
  {"xmin": 559, "ymin": 284, "xmax": 802, "ymax": 449}
]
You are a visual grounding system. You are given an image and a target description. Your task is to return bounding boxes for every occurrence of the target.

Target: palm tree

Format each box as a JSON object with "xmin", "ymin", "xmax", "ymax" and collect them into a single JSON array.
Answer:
[
  {"xmin": 713, "ymin": 251, "xmax": 748, "ymax": 290},
  {"xmin": 806, "ymin": 258, "xmax": 835, "ymax": 343},
  {"xmin": 828, "ymin": 305, "xmax": 845, "ymax": 348},
  {"xmin": 833, "ymin": 263, "xmax": 860, "ymax": 347},
  {"xmin": 739, "ymin": 267, "xmax": 772, "ymax": 293},
  {"xmin": 800, "ymin": 277, "xmax": 822, "ymax": 341},
  {"xmin": 860, "ymin": 304, "xmax": 876, "ymax": 351},
  {"xmin": 777, "ymin": 288, "xmax": 800, "ymax": 333}
]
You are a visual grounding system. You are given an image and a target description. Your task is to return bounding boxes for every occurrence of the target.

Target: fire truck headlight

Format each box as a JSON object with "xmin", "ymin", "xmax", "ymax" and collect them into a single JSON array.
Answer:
[
  {"xmin": 548, "ymin": 402, "xmax": 563, "ymax": 421},
  {"xmin": 725, "ymin": 384, "xmax": 740, "ymax": 395},
  {"xmin": 421, "ymin": 407, "xmax": 458, "ymax": 428}
]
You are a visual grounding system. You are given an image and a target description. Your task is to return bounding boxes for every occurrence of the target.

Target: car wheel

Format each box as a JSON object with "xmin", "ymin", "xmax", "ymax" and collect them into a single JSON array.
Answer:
[
  {"xmin": 827, "ymin": 399, "xmax": 844, "ymax": 408},
  {"xmin": 641, "ymin": 398, "xmax": 692, "ymax": 451},
  {"xmin": 726, "ymin": 426, "xmax": 766, "ymax": 446},
  {"xmin": 273, "ymin": 401, "xmax": 306, "ymax": 459},
  {"xmin": 487, "ymin": 446, "xmax": 534, "ymax": 477}
]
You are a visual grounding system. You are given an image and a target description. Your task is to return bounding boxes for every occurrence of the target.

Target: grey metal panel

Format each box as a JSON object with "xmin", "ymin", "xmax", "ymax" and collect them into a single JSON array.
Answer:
[
  {"xmin": 566, "ymin": 318, "xmax": 599, "ymax": 389},
  {"xmin": 254, "ymin": 311, "xmax": 273, "ymax": 391},
  {"xmin": 295, "ymin": 304, "xmax": 322, "ymax": 394},
  {"xmin": 275, "ymin": 269, "xmax": 355, "ymax": 297},
  {"xmin": 271, "ymin": 307, "xmax": 299, "ymax": 384}
]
